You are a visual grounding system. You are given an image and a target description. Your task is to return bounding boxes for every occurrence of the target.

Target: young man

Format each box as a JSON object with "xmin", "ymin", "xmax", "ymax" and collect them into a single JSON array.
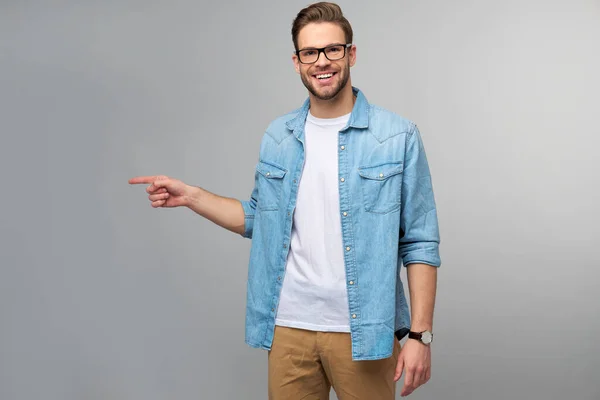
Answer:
[{"xmin": 129, "ymin": 2, "xmax": 441, "ymax": 398}]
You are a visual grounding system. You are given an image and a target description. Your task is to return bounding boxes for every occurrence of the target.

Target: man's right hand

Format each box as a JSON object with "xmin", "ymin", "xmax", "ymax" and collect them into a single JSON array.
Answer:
[
  {"xmin": 128, "ymin": 175, "xmax": 193, "ymax": 208},
  {"xmin": 128, "ymin": 174, "xmax": 246, "ymax": 235}
]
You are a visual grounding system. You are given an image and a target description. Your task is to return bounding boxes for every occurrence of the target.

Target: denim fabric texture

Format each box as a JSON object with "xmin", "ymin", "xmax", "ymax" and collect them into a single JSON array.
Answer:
[{"xmin": 240, "ymin": 87, "xmax": 441, "ymax": 360}]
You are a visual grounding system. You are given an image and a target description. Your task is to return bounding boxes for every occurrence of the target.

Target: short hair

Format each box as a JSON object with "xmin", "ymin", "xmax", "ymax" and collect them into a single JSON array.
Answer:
[{"xmin": 291, "ymin": 2, "xmax": 353, "ymax": 51}]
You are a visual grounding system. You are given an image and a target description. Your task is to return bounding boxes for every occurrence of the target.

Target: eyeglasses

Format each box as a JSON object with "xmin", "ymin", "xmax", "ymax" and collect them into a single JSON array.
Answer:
[{"xmin": 295, "ymin": 43, "xmax": 352, "ymax": 64}]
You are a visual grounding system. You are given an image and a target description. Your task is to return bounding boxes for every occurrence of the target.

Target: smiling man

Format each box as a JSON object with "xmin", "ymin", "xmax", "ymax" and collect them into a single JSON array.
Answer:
[{"xmin": 129, "ymin": 2, "xmax": 441, "ymax": 399}]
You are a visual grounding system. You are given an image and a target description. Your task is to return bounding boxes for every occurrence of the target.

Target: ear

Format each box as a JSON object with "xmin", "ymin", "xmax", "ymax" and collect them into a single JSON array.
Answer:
[
  {"xmin": 292, "ymin": 53, "xmax": 300, "ymax": 74},
  {"xmin": 348, "ymin": 45, "xmax": 357, "ymax": 68}
]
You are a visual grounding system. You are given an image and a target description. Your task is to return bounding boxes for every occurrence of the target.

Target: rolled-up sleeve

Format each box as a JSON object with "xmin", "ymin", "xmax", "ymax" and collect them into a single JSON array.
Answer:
[
  {"xmin": 240, "ymin": 172, "xmax": 258, "ymax": 239},
  {"xmin": 399, "ymin": 124, "xmax": 441, "ymax": 267}
]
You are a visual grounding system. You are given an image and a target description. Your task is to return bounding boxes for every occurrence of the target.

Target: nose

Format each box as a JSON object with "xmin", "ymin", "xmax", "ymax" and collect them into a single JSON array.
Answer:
[{"xmin": 315, "ymin": 50, "xmax": 330, "ymax": 67}]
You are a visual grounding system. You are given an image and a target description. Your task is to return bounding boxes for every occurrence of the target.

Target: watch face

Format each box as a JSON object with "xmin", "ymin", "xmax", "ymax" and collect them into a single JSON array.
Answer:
[{"xmin": 421, "ymin": 331, "xmax": 433, "ymax": 344}]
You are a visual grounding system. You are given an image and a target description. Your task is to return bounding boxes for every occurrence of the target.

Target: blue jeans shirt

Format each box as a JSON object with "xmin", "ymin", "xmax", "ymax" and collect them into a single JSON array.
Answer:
[{"xmin": 240, "ymin": 87, "xmax": 441, "ymax": 360}]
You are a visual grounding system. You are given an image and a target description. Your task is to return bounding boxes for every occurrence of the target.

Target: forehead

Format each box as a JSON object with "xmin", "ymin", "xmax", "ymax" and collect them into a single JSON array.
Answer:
[{"xmin": 297, "ymin": 22, "xmax": 346, "ymax": 49}]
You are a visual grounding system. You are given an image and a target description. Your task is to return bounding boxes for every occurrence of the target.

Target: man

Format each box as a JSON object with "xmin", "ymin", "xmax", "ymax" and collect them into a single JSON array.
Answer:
[{"xmin": 129, "ymin": 2, "xmax": 441, "ymax": 398}]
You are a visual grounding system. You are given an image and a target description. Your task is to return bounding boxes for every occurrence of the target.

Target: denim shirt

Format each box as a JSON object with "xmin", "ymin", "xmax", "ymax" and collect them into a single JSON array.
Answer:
[{"xmin": 240, "ymin": 87, "xmax": 441, "ymax": 361}]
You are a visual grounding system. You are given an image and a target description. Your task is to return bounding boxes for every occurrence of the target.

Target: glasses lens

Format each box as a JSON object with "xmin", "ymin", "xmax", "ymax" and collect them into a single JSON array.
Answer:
[
  {"xmin": 299, "ymin": 49, "xmax": 318, "ymax": 63},
  {"xmin": 324, "ymin": 45, "xmax": 345, "ymax": 60}
]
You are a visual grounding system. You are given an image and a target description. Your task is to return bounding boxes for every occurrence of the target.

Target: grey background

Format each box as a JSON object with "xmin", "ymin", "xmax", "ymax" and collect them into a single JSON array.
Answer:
[{"xmin": 1, "ymin": 0, "xmax": 599, "ymax": 399}]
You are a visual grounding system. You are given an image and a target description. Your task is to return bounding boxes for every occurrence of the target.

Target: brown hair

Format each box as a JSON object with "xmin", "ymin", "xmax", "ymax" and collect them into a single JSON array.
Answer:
[{"xmin": 291, "ymin": 2, "xmax": 353, "ymax": 51}]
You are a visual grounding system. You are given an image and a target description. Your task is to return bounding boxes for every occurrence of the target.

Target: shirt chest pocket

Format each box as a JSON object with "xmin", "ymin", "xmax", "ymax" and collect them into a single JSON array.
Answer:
[
  {"xmin": 256, "ymin": 160, "xmax": 287, "ymax": 211},
  {"xmin": 357, "ymin": 161, "xmax": 403, "ymax": 214}
]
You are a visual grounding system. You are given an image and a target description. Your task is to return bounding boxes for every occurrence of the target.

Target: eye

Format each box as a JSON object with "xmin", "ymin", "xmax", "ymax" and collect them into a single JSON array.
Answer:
[
  {"xmin": 326, "ymin": 46, "xmax": 343, "ymax": 53},
  {"xmin": 301, "ymin": 50, "xmax": 316, "ymax": 56}
]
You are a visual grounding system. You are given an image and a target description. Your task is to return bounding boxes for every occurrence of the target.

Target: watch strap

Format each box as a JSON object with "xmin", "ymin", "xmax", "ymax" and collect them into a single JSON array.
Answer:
[{"xmin": 408, "ymin": 330, "xmax": 433, "ymax": 344}]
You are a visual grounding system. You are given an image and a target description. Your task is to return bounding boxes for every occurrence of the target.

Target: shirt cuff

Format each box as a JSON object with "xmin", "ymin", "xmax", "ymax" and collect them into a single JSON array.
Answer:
[
  {"xmin": 401, "ymin": 245, "xmax": 441, "ymax": 267},
  {"xmin": 240, "ymin": 200, "xmax": 255, "ymax": 239}
]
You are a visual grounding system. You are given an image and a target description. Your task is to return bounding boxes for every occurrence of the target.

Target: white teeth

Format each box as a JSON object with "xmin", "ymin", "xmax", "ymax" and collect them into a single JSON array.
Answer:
[{"xmin": 316, "ymin": 73, "xmax": 333, "ymax": 79}]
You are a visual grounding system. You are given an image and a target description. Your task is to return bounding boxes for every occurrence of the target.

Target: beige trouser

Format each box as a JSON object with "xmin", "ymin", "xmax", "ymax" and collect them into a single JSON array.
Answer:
[{"xmin": 268, "ymin": 326, "xmax": 400, "ymax": 400}]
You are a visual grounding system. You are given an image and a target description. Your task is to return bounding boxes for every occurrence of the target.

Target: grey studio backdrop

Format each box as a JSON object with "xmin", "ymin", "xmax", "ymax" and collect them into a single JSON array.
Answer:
[{"xmin": 1, "ymin": 0, "xmax": 599, "ymax": 399}]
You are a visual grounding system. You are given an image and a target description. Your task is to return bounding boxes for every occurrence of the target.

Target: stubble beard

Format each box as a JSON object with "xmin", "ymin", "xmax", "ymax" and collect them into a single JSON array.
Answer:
[{"xmin": 300, "ymin": 61, "xmax": 350, "ymax": 101}]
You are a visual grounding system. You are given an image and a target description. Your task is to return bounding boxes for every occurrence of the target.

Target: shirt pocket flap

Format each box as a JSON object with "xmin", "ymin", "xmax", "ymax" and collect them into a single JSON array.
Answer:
[
  {"xmin": 358, "ymin": 161, "xmax": 403, "ymax": 180},
  {"xmin": 256, "ymin": 160, "xmax": 287, "ymax": 179}
]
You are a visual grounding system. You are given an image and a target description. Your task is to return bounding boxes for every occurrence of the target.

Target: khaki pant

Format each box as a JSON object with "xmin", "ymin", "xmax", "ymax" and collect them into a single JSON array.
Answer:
[{"xmin": 268, "ymin": 326, "xmax": 400, "ymax": 400}]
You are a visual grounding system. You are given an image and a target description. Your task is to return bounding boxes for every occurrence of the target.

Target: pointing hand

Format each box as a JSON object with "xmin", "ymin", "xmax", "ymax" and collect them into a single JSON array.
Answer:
[{"xmin": 128, "ymin": 175, "xmax": 192, "ymax": 208}]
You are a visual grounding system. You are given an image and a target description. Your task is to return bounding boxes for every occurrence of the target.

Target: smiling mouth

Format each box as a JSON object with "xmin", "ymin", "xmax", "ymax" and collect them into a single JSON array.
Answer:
[{"xmin": 314, "ymin": 72, "xmax": 336, "ymax": 80}]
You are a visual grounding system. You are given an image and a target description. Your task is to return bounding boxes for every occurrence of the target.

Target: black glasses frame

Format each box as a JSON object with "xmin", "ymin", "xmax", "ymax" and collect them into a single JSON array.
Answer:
[{"xmin": 295, "ymin": 43, "xmax": 352, "ymax": 64}]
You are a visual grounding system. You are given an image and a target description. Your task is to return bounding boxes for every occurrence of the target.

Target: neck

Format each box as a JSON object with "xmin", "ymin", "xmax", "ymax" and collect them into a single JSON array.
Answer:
[{"xmin": 308, "ymin": 82, "xmax": 355, "ymax": 119}]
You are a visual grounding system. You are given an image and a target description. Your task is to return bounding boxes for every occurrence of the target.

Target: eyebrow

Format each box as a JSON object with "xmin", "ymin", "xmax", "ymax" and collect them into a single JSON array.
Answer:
[{"xmin": 298, "ymin": 43, "xmax": 346, "ymax": 51}]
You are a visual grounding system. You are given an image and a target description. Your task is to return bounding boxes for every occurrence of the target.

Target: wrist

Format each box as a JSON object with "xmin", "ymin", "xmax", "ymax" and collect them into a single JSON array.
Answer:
[
  {"xmin": 410, "ymin": 324, "xmax": 432, "ymax": 332},
  {"xmin": 184, "ymin": 185, "xmax": 204, "ymax": 208},
  {"xmin": 408, "ymin": 329, "xmax": 434, "ymax": 345}
]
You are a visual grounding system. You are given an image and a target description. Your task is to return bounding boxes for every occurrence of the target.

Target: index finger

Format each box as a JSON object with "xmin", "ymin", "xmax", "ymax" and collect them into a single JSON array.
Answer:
[{"xmin": 128, "ymin": 176, "xmax": 158, "ymax": 185}]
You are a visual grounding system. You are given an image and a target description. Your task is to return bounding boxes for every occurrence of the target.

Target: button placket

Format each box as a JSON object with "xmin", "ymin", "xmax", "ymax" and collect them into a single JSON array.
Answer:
[{"xmin": 337, "ymin": 133, "xmax": 360, "ymax": 330}]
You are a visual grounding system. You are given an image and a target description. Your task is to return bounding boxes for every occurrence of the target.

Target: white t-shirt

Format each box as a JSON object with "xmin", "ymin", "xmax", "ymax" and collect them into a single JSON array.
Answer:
[{"xmin": 275, "ymin": 110, "xmax": 351, "ymax": 332}]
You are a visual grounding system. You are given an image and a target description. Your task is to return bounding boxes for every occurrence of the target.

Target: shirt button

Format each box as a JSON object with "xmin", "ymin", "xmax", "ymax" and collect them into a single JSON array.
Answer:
[
  {"xmin": 287, "ymin": 212, "xmax": 291, "ymax": 216},
  {"xmin": 340, "ymin": 177, "xmax": 345, "ymax": 182},
  {"xmin": 349, "ymin": 280, "xmax": 354, "ymax": 285},
  {"xmin": 343, "ymin": 212, "xmax": 348, "ymax": 217},
  {"xmin": 379, "ymin": 173, "xmax": 384, "ymax": 178},
  {"xmin": 272, "ymin": 308, "xmax": 275, "ymax": 312},
  {"xmin": 340, "ymin": 145, "xmax": 345, "ymax": 150},
  {"xmin": 293, "ymin": 179, "xmax": 297, "ymax": 183},
  {"xmin": 346, "ymin": 246, "xmax": 351, "ymax": 251},
  {"xmin": 266, "ymin": 172, "xmax": 270, "ymax": 176},
  {"xmin": 278, "ymin": 276, "xmax": 281, "ymax": 281},
  {"xmin": 283, "ymin": 244, "xmax": 288, "ymax": 248},
  {"xmin": 352, "ymin": 314, "xmax": 357, "ymax": 319}
]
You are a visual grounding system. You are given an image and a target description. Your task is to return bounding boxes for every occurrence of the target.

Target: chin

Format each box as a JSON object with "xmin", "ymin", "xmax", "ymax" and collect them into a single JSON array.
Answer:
[
  {"xmin": 315, "ymin": 91, "xmax": 339, "ymax": 101},
  {"xmin": 316, "ymin": 82, "xmax": 347, "ymax": 100}
]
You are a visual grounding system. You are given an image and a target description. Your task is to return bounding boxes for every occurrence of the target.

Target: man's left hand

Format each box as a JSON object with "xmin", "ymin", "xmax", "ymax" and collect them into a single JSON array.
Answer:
[{"xmin": 394, "ymin": 338, "xmax": 431, "ymax": 397}]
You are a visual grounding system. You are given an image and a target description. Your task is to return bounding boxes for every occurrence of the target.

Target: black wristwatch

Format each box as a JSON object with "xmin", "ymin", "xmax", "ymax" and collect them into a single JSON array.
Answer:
[{"xmin": 408, "ymin": 330, "xmax": 433, "ymax": 345}]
